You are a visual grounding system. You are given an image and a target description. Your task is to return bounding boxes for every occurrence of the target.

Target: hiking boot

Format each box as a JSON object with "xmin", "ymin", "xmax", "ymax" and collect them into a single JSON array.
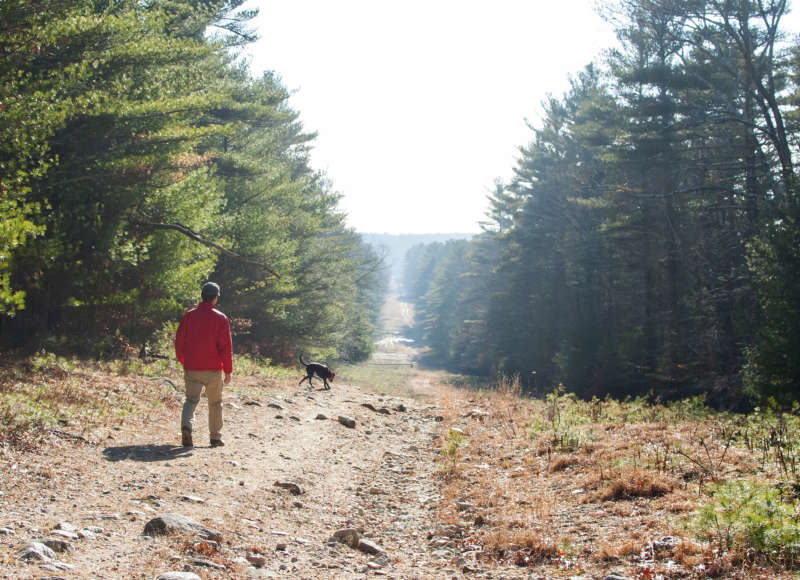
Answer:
[
  {"xmin": 181, "ymin": 428, "xmax": 193, "ymax": 447},
  {"xmin": 210, "ymin": 438, "xmax": 225, "ymax": 447}
]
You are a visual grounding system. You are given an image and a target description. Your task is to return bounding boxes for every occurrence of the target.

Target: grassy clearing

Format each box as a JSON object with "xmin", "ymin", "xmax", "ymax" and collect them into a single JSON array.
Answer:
[{"xmin": 433, "ymin": 377, "xmax": 800, "ymax": 578}]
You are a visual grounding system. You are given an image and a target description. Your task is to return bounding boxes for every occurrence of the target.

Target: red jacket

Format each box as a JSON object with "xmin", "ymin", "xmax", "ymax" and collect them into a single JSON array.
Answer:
[{"xmin": 175, "ymin": 302, "xmax": 233, "ymax": 374}]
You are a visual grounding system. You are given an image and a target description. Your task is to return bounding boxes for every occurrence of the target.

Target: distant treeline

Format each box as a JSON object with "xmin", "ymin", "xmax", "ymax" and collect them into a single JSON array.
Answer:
[
  {"xmin": 361, "ymin": 233, "xmax": 474, "ymax": 286},
  {"xmin": 405, "ymin": 0, "xmax": 800, "ymax": 407},
  {"xmin": 0, "ymin": 1, "xmax": 387, "ymax": 361}
]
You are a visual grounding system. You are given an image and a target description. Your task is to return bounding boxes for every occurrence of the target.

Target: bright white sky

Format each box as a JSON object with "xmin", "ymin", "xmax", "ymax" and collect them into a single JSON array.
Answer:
[{"xmin": 242, "ymin": 1, "xmax": 797, "ymax": 234}]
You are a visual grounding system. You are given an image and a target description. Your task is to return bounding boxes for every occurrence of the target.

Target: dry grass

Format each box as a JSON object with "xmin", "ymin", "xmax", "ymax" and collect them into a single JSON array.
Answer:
[
  {"xmin": 548, "ymin": 453, "xmax": 580, "ymax": 473},
  {"xmin": 431, "ymin": 381, "xmax": 800, "ymax": 579},
  {"xmin": 0, "ymin": 352, "xmax": 287, "ymax": 448},
  {"xmin": 589, "ymin": 467, "xmax": 675, "ymax": 501},
  {"xmin": 0, "ymin": 355, "xmax": 180, "ymax": 446}
]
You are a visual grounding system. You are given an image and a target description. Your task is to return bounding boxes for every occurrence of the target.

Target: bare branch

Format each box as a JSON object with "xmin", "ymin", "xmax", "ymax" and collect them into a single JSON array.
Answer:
[{"xmin": 129, "ymin": 217, "xmax": 280, "ymax": 279}]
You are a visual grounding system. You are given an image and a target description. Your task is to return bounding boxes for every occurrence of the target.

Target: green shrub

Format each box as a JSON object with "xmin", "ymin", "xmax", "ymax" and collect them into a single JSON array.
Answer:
[
  {"xmin": 441, "ymin": 428, "xmax": 466, "ymax": 467},
  {"xmin": 694, "ymin": 480, "xmax": 800, "ymax": 566}
]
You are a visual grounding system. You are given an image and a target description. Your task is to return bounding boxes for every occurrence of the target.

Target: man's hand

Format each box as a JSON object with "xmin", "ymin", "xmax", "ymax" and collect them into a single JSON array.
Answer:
[{"xmin": 224, "ymin": 373, "xmax": 232, "ymax": 385}]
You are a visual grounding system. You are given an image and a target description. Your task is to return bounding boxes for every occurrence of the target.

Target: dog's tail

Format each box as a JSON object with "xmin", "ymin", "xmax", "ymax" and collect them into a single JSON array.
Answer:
[{"xmin": 299, "ymin": 353, "xmax": 306, "ymax": 366}]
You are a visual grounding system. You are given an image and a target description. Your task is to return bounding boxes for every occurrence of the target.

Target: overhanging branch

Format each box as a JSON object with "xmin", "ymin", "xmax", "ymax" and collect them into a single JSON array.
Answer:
[{"xmin": 129, "ymin": 217, "xmax": 280, "ymax": 279}]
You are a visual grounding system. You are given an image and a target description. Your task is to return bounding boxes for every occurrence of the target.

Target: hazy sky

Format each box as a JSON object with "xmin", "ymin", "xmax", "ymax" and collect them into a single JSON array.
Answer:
[{"xmin": 242, "ymin": 1, "xmax": 793, "ymax": 235}]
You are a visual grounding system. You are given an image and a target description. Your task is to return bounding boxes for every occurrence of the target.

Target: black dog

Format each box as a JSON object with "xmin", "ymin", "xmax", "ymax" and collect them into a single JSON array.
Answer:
[{"xmin": 299, "ymin": 354, "xmax": 335, "ymax": 390}]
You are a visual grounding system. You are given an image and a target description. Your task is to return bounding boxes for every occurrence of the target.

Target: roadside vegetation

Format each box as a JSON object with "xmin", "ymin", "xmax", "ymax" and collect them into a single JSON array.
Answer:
[
  {"xmin": 0, "ymin": 350, "xmax": 293, "ymax": 448},
  {"xmin": 434, "ymin": 377, "xmax": 800, "ymax": 579}
]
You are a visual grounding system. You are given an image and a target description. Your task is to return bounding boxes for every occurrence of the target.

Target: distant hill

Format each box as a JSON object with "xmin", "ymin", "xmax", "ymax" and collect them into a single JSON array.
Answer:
[{"xmin": 361, "ymin": 232, "xmax": 475, "ymax": 290}]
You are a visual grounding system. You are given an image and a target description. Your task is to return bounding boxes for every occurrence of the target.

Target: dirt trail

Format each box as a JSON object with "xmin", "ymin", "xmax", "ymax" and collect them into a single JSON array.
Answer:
[
  {"xmin": 1, "ymin": 368, "xmax": 461, "ymax": 579},
  {"xmin": 1, "ymin": 295, "xmax": 489, "ymax": 579}
]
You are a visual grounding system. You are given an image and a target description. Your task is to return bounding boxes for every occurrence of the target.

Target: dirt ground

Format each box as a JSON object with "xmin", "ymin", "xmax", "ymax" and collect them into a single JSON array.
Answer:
[
  {"xmin": 1, "ymin": 362, "xmax": 470, "ymax": 579},
  {"xmin": 0, "ymin": 296, "xmax": 500, "ymax": 579}
]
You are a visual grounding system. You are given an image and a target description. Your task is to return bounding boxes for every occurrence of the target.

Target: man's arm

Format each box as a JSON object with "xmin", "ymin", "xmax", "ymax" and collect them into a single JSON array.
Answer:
[
  {"xmin": 218, "ymin": 317, "xmax": 233, "ymax": 380},
  {"xmin": 174, "ymin": 316, "xmax": 186, "ymax": 365}
]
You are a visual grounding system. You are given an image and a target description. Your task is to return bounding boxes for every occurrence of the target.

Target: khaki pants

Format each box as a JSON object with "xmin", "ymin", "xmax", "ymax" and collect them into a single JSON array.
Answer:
[{"xmin": 181, "ymin": 370, "xmax": 223, "ymax": 440}]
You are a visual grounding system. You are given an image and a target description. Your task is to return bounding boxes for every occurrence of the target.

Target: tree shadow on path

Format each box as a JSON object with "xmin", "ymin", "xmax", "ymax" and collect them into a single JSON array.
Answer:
[{"xmin": 103, "ymin": 444, "xmax": 193, "ymax": 462}]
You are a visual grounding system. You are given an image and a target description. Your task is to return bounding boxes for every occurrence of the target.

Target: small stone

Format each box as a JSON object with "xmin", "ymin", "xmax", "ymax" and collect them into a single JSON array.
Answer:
[
  {"xmin": 190, "ymin": 558, "xmax": 226, "ymax": 570},
  {"xmin": 315, "ymin": 413, "xmax": 327, "ymax": 420},
  {"xmin": 84, "ymin": 525, "xmax": 104, "ymax": 533},
  {"xmin": 39, "ymin": 560, "xmax": 74, "ymax": 571},
  {"xmin": 275, "ymin": 542, "xmax": 287, "ymax": 551},
  {"xmin": 331, "ymin": 528, "xmax": 360, "ymax": 548},
  {"xmin": 338, "ymin": 416, "xmax": 356, "ymax": 428},
  {"xmin": 18, "ymin": 541, "xmax": 55, "ymax": 562},
  {"xmin": 268, "ymin": 402, "xmax": 283, "ymax": 410},
  {"xmin": 394, "ymin": 404, "xmax": 407, "ymax": 412},
  {"xmin": 273, "ymin": 481, "xmax": 303, "ymax": 495},
  {"xmin": 143, "ymin": 514, "xmax": 221, "ymax": 542},
  {"xmin": 156, "ymin": 573, "xmax": 202, "ymax": 580},
  {"xmin": 180, "ymin": 495, "xmax": 205, "ymax": 503},
  {"xmin": 246, "ymin": 552, "xmax": 267, "ymax": 567},
  {"xmin": 42, "ymin": 538, "xmax": 73, "ymax": 553},
  {"xmin": 50, "ymin": 529, "xmax": 79, "ymax": 540},
  {"xmin": 357, "ymin": 539, "xmax": 386, "ymax": 556}
]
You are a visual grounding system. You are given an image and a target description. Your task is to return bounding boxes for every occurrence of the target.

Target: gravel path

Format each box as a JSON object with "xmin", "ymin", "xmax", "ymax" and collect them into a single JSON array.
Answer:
[{"xmin": 0, "ymin": 372, "xmax": 466, "ymax": 579}]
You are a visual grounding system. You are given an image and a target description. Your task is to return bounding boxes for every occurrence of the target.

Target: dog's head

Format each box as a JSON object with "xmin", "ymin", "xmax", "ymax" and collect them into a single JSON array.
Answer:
[{"xmin": 329, "ymin": 371, "xmax": 335, "ymax": 381}]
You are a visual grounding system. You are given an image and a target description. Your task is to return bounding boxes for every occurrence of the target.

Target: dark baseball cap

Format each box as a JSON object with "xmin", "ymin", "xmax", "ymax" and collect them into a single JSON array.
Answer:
[{"xmin": 202, "ymin": 282, "xmax": 220, "ymax": 297}]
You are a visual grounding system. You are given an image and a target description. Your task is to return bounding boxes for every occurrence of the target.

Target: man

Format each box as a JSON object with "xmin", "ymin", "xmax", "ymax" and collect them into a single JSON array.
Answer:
[{"xmin": 174, "ymin": 281, "xmax": 233, "ymax": 448}]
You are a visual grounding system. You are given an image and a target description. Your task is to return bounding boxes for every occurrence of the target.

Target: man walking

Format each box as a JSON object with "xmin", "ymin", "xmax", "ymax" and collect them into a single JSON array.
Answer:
[{"xmin": 175, "ymin": 282, "xmax": 233, "ymax": 448}]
